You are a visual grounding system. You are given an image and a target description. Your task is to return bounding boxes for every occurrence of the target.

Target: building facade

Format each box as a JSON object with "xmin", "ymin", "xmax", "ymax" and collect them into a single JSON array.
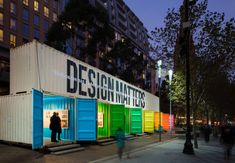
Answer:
[
  {"xmin": 0, "ymin": 0, "xmax": 59, "ymax": 94},
  {"xmin": 0, "ymin": 0, "xmax": 157, "ymax": 95}
]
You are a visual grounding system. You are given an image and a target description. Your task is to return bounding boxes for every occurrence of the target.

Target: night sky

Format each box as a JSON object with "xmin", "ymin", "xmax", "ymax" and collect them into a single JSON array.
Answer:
[{"xmin": 124, "ymin": 0, "xmax": 235, "ymax": 33}]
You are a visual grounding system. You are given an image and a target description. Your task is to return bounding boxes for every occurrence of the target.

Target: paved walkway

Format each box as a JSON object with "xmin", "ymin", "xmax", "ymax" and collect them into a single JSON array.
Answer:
[{"xmin": 91, "ymin": 137, "xmax": 235, "ymax": 163}]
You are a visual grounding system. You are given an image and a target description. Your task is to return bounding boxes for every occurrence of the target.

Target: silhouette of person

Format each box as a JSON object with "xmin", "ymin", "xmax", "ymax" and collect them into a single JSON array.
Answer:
[
  {"xmin": 56, "ymin": 112, "xmax": 62, "ymax": 141},
  {"xmin": 204, "ymin": 124, "xmax": 211, "ymax": 142},
  {"xmin": 115, "ymin": 127, "xmax": 125, "ymax": 160},
  {"xmin": 50, "ymin": 112, "xmax": 58, "ymax": 142},
  {"xmin": 220, "ymin": 122, "xmax": 234, "ymax": 161}
]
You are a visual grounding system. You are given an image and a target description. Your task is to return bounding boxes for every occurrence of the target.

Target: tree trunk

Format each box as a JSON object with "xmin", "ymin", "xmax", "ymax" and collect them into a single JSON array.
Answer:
[{"xmin": 193, "ymin": 105, "xmax": 198, "ymax": 148}]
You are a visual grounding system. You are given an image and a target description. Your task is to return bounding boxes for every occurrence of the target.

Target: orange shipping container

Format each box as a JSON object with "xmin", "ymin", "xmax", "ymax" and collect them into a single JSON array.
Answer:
[
  {"xmin": 162, "ymin": 113, "xmax": 170, "ymax": 131},
  {"xmin": 154, "ymin": 112, "xmax": 163, "ymax": 130}
]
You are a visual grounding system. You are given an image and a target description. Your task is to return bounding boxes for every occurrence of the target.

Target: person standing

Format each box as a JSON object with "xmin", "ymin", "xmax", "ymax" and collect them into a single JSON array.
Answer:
[
  {"xmin": 56, "ymin": 112, "xmax": 62, "ymax": 141},
  {"xmin": 50, "ymin": 112, "xmax": 58, "ymax": 142},
  {"xmin": 115, "ymin": 127, "xmax": 125, "ymax": 160},
  {"xmin": 220, "ymin": 123, "xmax": 234, "ymax": 161}
]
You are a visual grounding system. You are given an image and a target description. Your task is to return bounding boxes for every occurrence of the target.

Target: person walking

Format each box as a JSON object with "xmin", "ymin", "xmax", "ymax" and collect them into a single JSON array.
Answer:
[
  {"xmin": 50, "ymin": 112, "xmax": 58, "ymax": 142},
  {"xmin": 115, "ymin": 127, "xmax": 125, "ymax": 160},
  {"xmin": 204, "ymin": 124, "xmax": 212, "ymax": 142},
  {"xmin": 56, "ymin": 112, "xmax": 62, "ymax": 141},
  {"xmin": 220, "ymin": 122, "xmax": 234, "ymax": 161}
]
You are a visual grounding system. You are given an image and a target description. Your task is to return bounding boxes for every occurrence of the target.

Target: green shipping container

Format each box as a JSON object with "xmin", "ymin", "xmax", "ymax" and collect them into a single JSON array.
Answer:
[
  {"xmin": 143, "ymin": 110, "xmax": 155, "ymax": 133},
  {"xmin": 110, "ymin": 104, "xmax": 125, "ymax": 137},
  {"xmin": 130, "ymin": 108, "xmax": 142, "ymax": 134},
  {"xmin": 124, "ymin": 107, "xmax": 130, "ymax": 135},
  {"xmin": 97, "ymin": 102, "xmax": 109, "ymax": 138}
]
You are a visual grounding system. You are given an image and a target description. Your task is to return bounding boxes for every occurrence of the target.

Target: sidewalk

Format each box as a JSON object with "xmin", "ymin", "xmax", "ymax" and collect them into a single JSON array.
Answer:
[{"xmin": 91, "ymin": 137, "xmax": 235, "ymax": 163}]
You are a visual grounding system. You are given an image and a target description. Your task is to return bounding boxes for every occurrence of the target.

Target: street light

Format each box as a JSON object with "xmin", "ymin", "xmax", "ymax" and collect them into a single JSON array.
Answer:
[
  {"xmin": 168, "ymin": 69, "xmax": 173, "ymax": 138},
  {"xmin": 157, "ymin": 60, "xmax": 162, "ymax": 142}
]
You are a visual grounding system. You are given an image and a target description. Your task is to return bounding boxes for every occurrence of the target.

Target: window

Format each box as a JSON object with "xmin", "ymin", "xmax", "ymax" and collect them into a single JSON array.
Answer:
[
  {"xmin": 44, "ymin": 20, "xmax": 49, "ymax": 31},
  {"xmin": 23, "ymin": 0, "xmax": 29, "ymax": 6},
  {"xmin": 22, "ymin": 24, "xmax": 29, "ymax": 36},
  {"xmin": 0, "ymin": 0, "xmax": 3, "ymax": 8},
  {"xmin": 10, "ymin": 2, "xmax": 17, "ymax": 14},
  {"xmin": 10, "ymin": 34, "xmax": 16, "ymax": 47},
  {"xmin": 34, "ymin": 0, "xmax": 39, "ymax": 11},
  {"xmin": 0, "ymin": 13, "xmax": 3, "ymax": 25},
  {"xmin": 10, "ymin": 19, "xmax": 16, "ymax": 30},
  {"xmin": 22, "ymin": 8, "xmax": 29, "ymax": 21},
  {"xmin": 0, "ymin": 29, "xmax": 3, "ymax": 41},
  {"xmin": 23, "ymin": 38, "xmax": 28, "ymax": 44},
  {"xmin": 34, "ymin": 14, "xmax": 40, "ymax": 26},
  {"xmin": 34, "ymin": 29, "xmax": 40, "ymax": 39},
  {"xmin": 44, "ymin": 6, "xmax": 49, "ymax": 17},
  {"xmin": 44, "ymin": 0, "xmax": 48, "ymax": 3},
  {"xmin": 53, "ymin": 13, "xmax": 57, "ymax": 22}
]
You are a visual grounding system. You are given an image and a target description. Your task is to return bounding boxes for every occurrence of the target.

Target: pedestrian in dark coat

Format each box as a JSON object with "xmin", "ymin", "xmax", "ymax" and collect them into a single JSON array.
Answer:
[
  {"xmin": 204, "ymin": 125, "xmax": 212, "ymax": 142},
  {"xmin": 220, "ymin": 123, "xmax": 234, "ymax": 161},
  {"xmin": 115, "ymin": 127, "xmax": 125, "ymax": 160},
  {"xmin": 56, "ymin": 112, "xmax": 62, "ymax": 141},
  {"xmin": 50, "ymin": 112, "xmax": 58, "ymax": 142}
]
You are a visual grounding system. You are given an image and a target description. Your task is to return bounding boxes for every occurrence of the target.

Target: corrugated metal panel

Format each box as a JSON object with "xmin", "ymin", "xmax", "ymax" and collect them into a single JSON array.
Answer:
[
  {"xmin": 10, "ymin": 41, "xmax": 159, "ymax": 111},
  {"xmin": 0, "ymin": 93, "xmax": 32, "ymax": 144},
  {"xmin": 154, "ymin": 112, "xmax": 163, "ymax": 130},
  {"xmin": 143, "ymin": 110, "xmax": 154, "ymax": 133},
  {"xmin": 43, "ymin": 95, "xmax": 75, "ymax": 141},
  {"xmin": 76, "ymin": 99, "xmax": 97, "ymax": 141},
  {"xmin": 110, "ymin": 104, "xmax": 125, "ymax": 137},
  {"xmin": 97, "ymin": 102, "xmax": 110, "ymax": 138},
  {"xmin": 162, "ymin": 113, "xmax": 170, "ymax": 131},
  {"xmin": 124, "ymin": 107, "xmax": 130, "ymax": 135},
  {"xmin": 130, "ymin": 108, "xmax": 142, "ymax": 134}
]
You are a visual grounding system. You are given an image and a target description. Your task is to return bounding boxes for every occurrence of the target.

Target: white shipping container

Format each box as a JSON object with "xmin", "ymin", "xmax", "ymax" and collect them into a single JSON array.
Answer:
[
  {"xmin": 10, "ymin": 40, "xmax": 159, "ymax": 111},
  {"xmin": 0, "ymin": 93, "xmax": 32, "ymax": 144}
]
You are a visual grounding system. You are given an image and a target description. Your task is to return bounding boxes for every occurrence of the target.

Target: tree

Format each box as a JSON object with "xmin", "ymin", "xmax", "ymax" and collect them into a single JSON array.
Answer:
[{"xmin": 46, "ymin": 0, "xmax": 114, "ymax": 66}]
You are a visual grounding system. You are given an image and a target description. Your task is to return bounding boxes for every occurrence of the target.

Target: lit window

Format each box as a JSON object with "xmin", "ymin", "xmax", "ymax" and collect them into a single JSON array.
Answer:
[
  {"xmin": 10, "ymin": 34, "xmax": 16, "ymax": 47},
  {"xmin": 44, "ymin": 6, "xmax": 49, "ymax": 17},
  {"xmin": 53, "ymin": 13, "xmax": 57, "ymax": 22},
  {"xmin": 0, "ymin": 0, "xmax": 3, "ymax": 8},
  {"xmin": 23, "ymin": 8, "xmax": 29, "ymax": 21},
  {"xmin": 10, "ymin": 2, "xmax": 17, "ymax": 14},
  {"xmin": 22, "ymin": 24, "xmax": 29, "ymax": 36},
  {"xmin": 44, "ymin": 20, "xmax": 49, "ymax": 31},
  {"xmin": 0, "ymin": 29, "xmax": 3, "ymax": 41},
  {"xmin": 23, "ymin": 0, "xmax": 28, "ymax": 6},
  {"xmin": 34, "ymin": 29, "xmax": 40, "ymax": 40},
  {"xmin": 34, "ymin": 1, "xmax": 39, "ymax": 11},
  {"xmin": 34, "ymin": 14, "xmax": 40, "ymax": 26},
  {"xmin": 0, "ymin": 13, "xmax": 3, "ymax": 25},
  {"xmin": 10, "ymin": 19, "xmax": 16, "ymax": 30}
]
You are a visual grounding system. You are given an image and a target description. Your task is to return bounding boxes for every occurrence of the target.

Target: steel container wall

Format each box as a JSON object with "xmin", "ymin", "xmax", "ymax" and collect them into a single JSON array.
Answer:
[
  {"xmin": 10, "ymin": 41, "xmax": 159, "ymax": 111},
  {"xmin": 143, "ymin": 110, "xmax": 155, "ymax": 133},
  {"xmin": 154, "ymin": 112, "xmax": 163, "ymax": 130},
  {"xmin": 97, "ymin": 102, "xmax": 110, "ymax": 138},
  {"xmin": 43, "ymin": 95, "xmax": 75, "ymax": 140},
  {"xmin": 130, "ymin": 108, "xmax": 142, "ymax": 134},
  {"xmin": 0, "ymin": 94, "xmax": 32, "ymax": 144},
  {"xmin": 162, "ymin": 113, "xmax": 170, "ymax": 131},
  {"xmin": 124, "ymin": 107, "xmax": 130, "ymax": 135},
  {"xmin": 110, "ymin": 104, "xmax": 125, "ymax": 137}
]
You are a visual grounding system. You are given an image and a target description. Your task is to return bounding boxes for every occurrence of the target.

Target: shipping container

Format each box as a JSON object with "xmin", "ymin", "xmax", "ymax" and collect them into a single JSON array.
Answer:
[
  {"xmin": 124, "ymin": 107, "xmax": 130, "ymax": 135},
  {"xmin": 110, "ymin": 104, "xmax": 125, "ymax": 137},
  {"xmin": 0, "ymin": 89, "xmax": 43, "ymax": 149},
  {"xmin": 10, "ymin": 41, "xmax": 159, "ymax": 111},
  {"xmin": 43, "ymin": 95, "xmax": 75, "ymax": 141},
  {"xmin": 143, "ymin": 110, "xmax": 155, "ymax": 133},
  {"xmin": 97, "ymin": 102, "xmax": 110, "ymax": 138},
  {"xmin": 162, "ymin": 113, "xmax": 170, "ymax": 131},
  {"xmin": 130, "ymin": 108, "xmax": 142, "ymax": 134},
  {"xmin": 154, "ymin": 112, "xmax": 163, "ymax": 130}
]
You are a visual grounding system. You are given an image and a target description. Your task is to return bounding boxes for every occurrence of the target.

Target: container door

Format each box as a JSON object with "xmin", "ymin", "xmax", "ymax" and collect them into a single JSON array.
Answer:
[
  {"xmin": 144, "ymin": 110, "xmax": 154, "ymax": 133},
  {"xmin": 110, "ymin": 104, "xmax": 125, "ymax": 136},
  {"xmin": 97, "ymin": 102, "xmax": 109, "ymax": 138},
  {"xmin": 130, "ymin": 108, "xmax": 142, "ymax": 134},
  {"xmin": 76, "ymin": 99, "xmax": 97, "ymax": 141},
  {"xmin": 32, "ymin": 89, "xmax": 43, "ymax": 149},
  {"xmin": 124, "ymin": 107, "xmax": 130, "ymax": 135}
]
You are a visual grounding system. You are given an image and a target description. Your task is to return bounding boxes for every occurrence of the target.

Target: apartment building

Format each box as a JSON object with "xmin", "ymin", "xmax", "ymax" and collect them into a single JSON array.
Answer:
[{"xmin": 0, "ymin": 0, "xmax": 59, "ymax": 94}]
